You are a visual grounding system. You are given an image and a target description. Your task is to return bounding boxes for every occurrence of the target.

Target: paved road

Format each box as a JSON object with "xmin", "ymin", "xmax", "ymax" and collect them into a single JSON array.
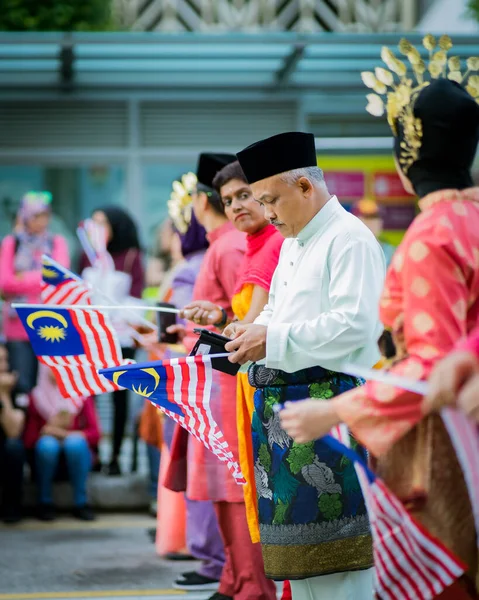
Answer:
[{"xmin": 0, "ymin": 514, "xmax": 209, "ymax": 600}]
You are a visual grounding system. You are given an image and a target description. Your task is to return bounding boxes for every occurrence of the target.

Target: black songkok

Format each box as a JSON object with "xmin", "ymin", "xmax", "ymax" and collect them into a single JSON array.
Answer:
[
  {"xmin": 196, "ymin": 153, "xmax": 237, "ymax": 189},
  {"xmin": 236, "ymin": 132, "xmax": 317, "ymax": 184}
]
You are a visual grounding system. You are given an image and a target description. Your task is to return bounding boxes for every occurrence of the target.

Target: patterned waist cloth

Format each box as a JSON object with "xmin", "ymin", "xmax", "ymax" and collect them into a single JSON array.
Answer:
[{"xmin": 248, "ymin": 364, "xmax": 373, "ymax": 580}]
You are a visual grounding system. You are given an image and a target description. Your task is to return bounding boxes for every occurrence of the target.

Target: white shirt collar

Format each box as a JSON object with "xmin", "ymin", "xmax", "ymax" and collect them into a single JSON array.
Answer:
[{"xmin": 296, "ymin": 196, "xmax": 340, "ymax": 243}]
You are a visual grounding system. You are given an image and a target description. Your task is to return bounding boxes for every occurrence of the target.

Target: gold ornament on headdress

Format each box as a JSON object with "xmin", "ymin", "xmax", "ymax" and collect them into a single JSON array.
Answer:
[
  {"xmin": 167, "ymin": 172, "xmax": 197, "ymax": 234},
  {"xmin": 362, "ymin": 35, "xmax": 479, "ymax": 172}
]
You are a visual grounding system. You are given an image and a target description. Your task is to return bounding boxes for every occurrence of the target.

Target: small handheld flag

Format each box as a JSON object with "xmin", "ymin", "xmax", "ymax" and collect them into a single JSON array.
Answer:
[
  {"xmin": 100, "ymin": 355, "xmax": 246, "ymax": 485},
  {"xmin": 16, "ymin": 306, "xmax": 129, "ymax": 399},
  {"xmin": 325, "ymin": 425, "xmax": 465, "ymax": 600},
  {"xmin": 42, "ymin": 258, "xmax": 92, "ymax": 306}
]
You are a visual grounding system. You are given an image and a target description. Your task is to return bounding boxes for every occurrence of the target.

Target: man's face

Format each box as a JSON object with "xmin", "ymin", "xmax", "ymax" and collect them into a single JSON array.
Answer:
[{"xmin": 251, "ymin": 174, "xmax": 311, "ymax": 238}]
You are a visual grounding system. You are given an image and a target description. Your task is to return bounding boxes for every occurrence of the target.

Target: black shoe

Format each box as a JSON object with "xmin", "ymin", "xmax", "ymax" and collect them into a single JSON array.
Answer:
[
  {"xmin": 72, "ymin": 505, "xmax": 96, "ymax": 521},
  {"xmin": 37, "ymin": 503, "xmax": 56, "ymax": 521},
  {"xmin": 164, "ymin": 552, "xmax": 196, "ymax": 561},
  {"xmin": 173, "ymin": 571, "xmax": 220, "ymax": 591},
  {"xmin": 207, "ymin": 594, "xmax": 233, "ymax": 600},
  {"xmin": 106, "ymin": 459, "xmax": 121, "ymax": 476}
]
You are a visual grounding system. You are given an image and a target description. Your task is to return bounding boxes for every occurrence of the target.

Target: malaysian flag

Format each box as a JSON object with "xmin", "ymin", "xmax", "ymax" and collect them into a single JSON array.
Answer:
[
  {"xmin": 100, "ymin": 356, "xmax": 246, "ymax": 485},
  {"xmin": 16, "ymin": 306, "xmax": 127, "ymax": 400},
  {"xmin": 42, "ymin": 258, "xmax": 91, "ymax": 305},
  {"xmin": 323, "ymin": 425, "xmax": 466, "ymax": 600}
]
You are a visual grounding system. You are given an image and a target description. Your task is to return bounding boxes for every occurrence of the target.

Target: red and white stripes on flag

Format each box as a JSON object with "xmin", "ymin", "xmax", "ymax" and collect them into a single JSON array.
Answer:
[
  {"xmin": 100, "ymin": 355, "xmax": 245, "ymax": 485},
  {"xmin": 328, "ymin": 424, "xmax": 466, "ymax": 600},
  {"xmin": 41, "ymin": 273, "xmax": 91, "ymax": 306},
  {"xmin": 158, "ymin": 355, "xmax": 245, "ymax": 485},
  {"xmin": 41, "ymin": 308, "xmax": 126, "ymax": 400}
]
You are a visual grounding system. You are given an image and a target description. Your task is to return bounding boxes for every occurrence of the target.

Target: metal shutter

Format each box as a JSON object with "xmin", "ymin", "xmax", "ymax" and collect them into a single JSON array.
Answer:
[
  {"xmin": 0, "ymin": 101, "xmax": 128, "ymax": 149},
  {"xmin": 140, "ymin": 101, "xmax": 297, "ymax": 148}
]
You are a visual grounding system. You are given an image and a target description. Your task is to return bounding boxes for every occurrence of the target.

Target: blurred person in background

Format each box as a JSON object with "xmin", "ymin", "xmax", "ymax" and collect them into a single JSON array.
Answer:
[
  {"xmin": 80, "ymin": 206, "xmax": 145, "ymax": 476},
  {"xmin": 0, "ymin": 340, "xmax": 25, "ymax": 524},
  {"xmin": 24, "ymin": 365, "xmax": 100, "ymax": 522},
  {"xmin": 0, "ymin": 192, "xmax": 70, "ymax": 395},
  {"xmin": 353, "ymin": 198, "xmax": 396, "ymax": 267}
]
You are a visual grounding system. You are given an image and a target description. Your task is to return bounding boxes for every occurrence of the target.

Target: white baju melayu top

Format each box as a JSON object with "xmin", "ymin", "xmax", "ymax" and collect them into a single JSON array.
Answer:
[{"xmin": 254, "ymin": 196, "xmax": 386, "ymax": 373}]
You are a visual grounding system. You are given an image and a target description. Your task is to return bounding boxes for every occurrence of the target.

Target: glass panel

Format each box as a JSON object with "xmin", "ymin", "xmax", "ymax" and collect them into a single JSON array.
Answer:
[
  {"xmin": 141, "ymin": 161, "xmax": 195, "ymax": 252},
  {"xmin": 0, "ymin": 164, "xmax": 127, "ymax": 269}
]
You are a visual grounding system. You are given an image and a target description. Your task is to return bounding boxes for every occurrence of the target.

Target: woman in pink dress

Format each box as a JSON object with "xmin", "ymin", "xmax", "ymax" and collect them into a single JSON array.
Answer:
[
  {"xmin": 0, "ymin": 192, "xmax": 69, "ymax": 395},
  {"xmin": 280, "ymin": 36, "xmax": 479, "ymax": 598}
]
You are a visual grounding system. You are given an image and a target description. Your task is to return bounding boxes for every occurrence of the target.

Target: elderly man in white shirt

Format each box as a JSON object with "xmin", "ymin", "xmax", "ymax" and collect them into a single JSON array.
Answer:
[{"xmin": 224, "ymin": 132, "xmax": 385, "ymax": 600}]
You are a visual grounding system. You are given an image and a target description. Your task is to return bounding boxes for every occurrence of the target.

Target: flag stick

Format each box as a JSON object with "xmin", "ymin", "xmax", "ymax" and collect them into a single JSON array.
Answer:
[
  {"xmin": 342, "ymin": 363, "xmax": 428, "ymax": 396},
  {"xmin": 13, "ymin": 302, "xmax": 180, "ymax": 314}
]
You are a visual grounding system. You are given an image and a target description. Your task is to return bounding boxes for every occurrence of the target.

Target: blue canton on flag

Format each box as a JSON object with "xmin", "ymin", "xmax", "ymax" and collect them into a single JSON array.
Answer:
[{"xmin": 16, "ymin": 305, "xmax": 126, "ymax": 400}]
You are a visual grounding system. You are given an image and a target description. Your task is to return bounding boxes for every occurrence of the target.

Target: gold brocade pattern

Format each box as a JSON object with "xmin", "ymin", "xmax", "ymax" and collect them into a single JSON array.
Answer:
[
  {"xmin": 261, "ymin": 535, "xmax": 373, "ymax": 580},
  {"xmin": 373, "ymin": 415, "xmax": 478, "ymax": 584},
  {"xmin": 362, "ymin": 36, "xmax": 479, "ymax": 172}
]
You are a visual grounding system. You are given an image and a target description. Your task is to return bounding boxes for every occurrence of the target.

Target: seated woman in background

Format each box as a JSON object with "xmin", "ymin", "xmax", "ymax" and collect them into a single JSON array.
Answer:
[
  {"xmin": 0, "ymin": 341, "xmax": 25, "ymax": 524},
  {"xmin": 24, "ymin": 366, "xmax": 100, "ymax": 522}
]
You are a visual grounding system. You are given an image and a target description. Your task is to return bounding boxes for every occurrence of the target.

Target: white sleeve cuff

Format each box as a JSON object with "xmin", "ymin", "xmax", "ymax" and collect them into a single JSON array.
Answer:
[{"xmin": 265, "ymin": 322, "xmax": 292, "ymax": 369}]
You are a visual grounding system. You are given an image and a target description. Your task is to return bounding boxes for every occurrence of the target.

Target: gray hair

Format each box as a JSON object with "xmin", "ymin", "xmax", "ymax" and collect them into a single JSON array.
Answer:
[{"xmin": 279, "ymin": 166, "xmax": 325, "ymax": 187}]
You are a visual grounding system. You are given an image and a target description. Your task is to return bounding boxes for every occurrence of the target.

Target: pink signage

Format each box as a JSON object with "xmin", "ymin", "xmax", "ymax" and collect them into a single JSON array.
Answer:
[
  {"xmin": 324, "ymin": 171, "xmax": 365, "ymax": 200},
  {"xmin": 373, "ymin": 172, "xmax": 413, "ymax": 199}
]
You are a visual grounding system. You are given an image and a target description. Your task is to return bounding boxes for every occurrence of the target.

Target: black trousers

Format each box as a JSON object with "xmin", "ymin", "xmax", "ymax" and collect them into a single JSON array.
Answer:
[{"xmin": 111, "ymin": 347, "xmax": 136, "ymax": 460}]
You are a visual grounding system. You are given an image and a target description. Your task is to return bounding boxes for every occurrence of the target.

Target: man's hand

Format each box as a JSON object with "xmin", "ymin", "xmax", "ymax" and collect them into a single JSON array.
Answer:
[
  {"xmin": 166, "ymin": 324, "xmax": 186, "ymax": 341},
  {"xmin": 423, "ymin": 351, "xmax": 479, "ymax": 414},
  {"xmin": 457, "ymin": 374, "xmax": 479, "ymax": 421},
  {"xmin": 180, "ymin": 301, "xmax": 223, "ymax": 326},
  {"xmin": 279, "ymin": 399, "xmax": 340, "ymax": 444},
  {"xmin": 224, "ymin": 324, "xmax": 267, "ymax": 364}
]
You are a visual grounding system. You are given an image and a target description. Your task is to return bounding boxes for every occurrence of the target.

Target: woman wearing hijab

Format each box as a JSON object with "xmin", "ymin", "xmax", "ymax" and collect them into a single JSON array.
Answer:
[
  {"xmin": 80, "ymin": 206, "xmax": 145, "ymax": 476},
  {"xmin": 24, "ymin": 365, "xmax": 100, "ymax": 521},
  {"xmin": 280, "ymin": 36, "xmax": 479, "ymax": 598},
  {"xmin": 0, "ymin": 192, "xmax": 70, "ymax": 395}
]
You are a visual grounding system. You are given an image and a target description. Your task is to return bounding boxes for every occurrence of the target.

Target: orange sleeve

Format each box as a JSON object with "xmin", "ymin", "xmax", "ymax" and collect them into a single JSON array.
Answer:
[{"xmin": 334, "ymin": 223, "xmax": 470, "ymax": 457}]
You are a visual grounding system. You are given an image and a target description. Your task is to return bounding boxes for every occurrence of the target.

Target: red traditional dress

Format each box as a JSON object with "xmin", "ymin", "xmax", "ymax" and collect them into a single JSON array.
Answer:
[{"xmin": 334, "ymin": 188, "xmax": 479, "ymax": 597}]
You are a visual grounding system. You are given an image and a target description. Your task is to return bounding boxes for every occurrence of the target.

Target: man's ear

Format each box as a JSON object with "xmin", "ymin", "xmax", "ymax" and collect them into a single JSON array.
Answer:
[{"xmin": 297, "ymin": 176, "xmax": 314, "ymax": 197}]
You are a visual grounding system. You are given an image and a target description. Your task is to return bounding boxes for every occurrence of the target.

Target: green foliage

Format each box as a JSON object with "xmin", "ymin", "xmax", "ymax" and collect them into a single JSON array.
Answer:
[
  {"xmin": 0, "ymin": 0, "xmax": 114, "ymax": 32},
  {"xmin": 287, "ymin": 441, "xmax": 315, "ymax": 475},
  {"xmin": 309, "ymin": 382, "xmax": 334, "ymax": 400},
  {"xmin": 467, "ymin": 0, "xmax": 479, "ymax": 22},
  {"xmin": 258, "ymin": 444, "xmax": 271, "ymax": 472},
  {"xmin": 273, "ymin": 500, "xmax": 288, "ymax": 525},
  {"xmin": 318, "ymin": 493, "xmax": 342, "ymax": 521}
]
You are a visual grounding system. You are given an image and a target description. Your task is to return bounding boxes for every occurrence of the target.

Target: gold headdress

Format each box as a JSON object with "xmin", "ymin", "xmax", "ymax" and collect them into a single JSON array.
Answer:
[
  {"xmin": 167, "ymin": 172, "xmax": 197, "ymax": 233},
  {"xmin": 362, "ymin": 35, "xmax": 479, "ymax": 172}
]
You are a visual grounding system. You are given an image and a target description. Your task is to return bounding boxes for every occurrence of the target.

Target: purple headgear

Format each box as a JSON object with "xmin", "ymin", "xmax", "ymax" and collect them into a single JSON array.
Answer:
[{"xmin": 179, "ymin": 211, "xmax": 209, "ymax": 257}]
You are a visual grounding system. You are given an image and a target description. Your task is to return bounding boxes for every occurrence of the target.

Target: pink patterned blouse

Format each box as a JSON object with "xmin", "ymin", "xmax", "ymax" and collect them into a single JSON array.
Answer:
[{"xmin": 333, "ymin": 188, "xmax": 479, "ymax": 457}]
